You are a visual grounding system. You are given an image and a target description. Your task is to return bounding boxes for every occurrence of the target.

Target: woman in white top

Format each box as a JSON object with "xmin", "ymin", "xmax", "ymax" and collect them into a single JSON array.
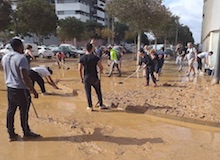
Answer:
[
  {"xmin": 186, "ymin": 42, "xmax": 197, "ymax": 76},
  {"xmin": 25, "ymin": 45, "xmax": 35, "ymax": 63}
]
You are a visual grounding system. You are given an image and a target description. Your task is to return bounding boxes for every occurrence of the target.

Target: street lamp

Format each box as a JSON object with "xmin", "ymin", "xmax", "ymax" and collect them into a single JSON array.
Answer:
[{"xmin": 175, "ymin": 18, "xmax": 179, "ymax": 45}]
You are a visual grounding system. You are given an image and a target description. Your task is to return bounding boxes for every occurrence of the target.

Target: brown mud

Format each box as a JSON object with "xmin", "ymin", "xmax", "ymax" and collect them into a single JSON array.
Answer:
[{"xmin": 0, "ymin": 55, "xmax": 220, "ymax": 160}]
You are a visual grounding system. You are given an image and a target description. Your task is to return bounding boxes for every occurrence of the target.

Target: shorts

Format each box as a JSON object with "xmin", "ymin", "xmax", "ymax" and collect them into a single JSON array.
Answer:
[{"xmin": 188, "ymin": 58, "xmax": 195, "ymax": 67}]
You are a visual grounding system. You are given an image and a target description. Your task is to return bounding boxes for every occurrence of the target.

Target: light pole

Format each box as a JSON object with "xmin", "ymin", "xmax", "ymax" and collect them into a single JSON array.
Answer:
[{"xmin": 175, "ymin": 19, "xmax": 179, "ymax": 45}]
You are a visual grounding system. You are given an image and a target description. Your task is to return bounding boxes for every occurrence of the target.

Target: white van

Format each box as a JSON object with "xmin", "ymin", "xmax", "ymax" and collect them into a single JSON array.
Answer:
[
  {"xmin": 24, "ymin": 43, "xmax": 38, "ymax": 57},
  {"xmin": 0, "ymin": 42, "xmax": 38, "ymax": 57}
]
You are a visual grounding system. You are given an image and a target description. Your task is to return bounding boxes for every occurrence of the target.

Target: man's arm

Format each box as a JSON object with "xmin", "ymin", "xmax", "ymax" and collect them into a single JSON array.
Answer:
[
  {"xmin": 20, "ymin": 68, "xmax": 38, "ymax": 98},
  {"xmin": 78, "ymin": 63, "xmax": 84, "ymax": 83},
  {"xmin": 97, "ymin": 61, "xmax": 103, "ymax": 74},
  {"xmin": 45, "ymin": 76, "xmax": 59, "ymax": 89},
  {"xmin": 194, "ymin": 48, "xmax": 198, "ymax": 61}
]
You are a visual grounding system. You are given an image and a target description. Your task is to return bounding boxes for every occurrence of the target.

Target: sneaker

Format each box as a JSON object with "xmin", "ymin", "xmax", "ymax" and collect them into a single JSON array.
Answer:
[
  {"xmin": 42, "ymin": 92, "xmax": 49, "ymax": 95},
  {"xmin": 153, "ymin": 83, "xmax": 157, "ymax": 87},
  {"xmin": 87, "ymin": 107, "xmax": 94, "ymax": 111},
  {"xmin": 9, "ymin": 133, "xmax": 20, "ymax": 142},
  {"xmin": 99, "ymin": 105, "xmax": 110, "ymax": 110},
  {"xmin": 199, "ymin": 71, "xmax": 204, "ymax": 75},
  {"xmin": 24, "ymin": 131, "xmax": 41, "ymax": 138}
]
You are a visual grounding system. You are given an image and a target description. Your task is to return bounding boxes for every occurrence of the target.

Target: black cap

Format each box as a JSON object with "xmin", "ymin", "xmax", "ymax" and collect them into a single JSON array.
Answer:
[
  {"xmin": 10, "ymin": 38, "xmax": 23, "ymax": 49},
  {"xmin": 47, "ymin": 67, "xmax": 53, "ymax": 75},
  {"xmin": 139, "ymin": 48, "xmax": 144, "ymax": 53}
]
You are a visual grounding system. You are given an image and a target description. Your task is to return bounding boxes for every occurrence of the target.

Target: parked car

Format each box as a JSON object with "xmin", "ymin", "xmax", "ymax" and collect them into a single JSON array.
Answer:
[
  {"xmin": 164, "ymin": 48, "xmax": 174, "ymax": 56},
  {"xmin": 38, "ymin": 46, "xmax": 54, "ymax": 58},
  {"xmin": 53, "ymin": 44, "xmax": 85, "ymax": 58},
  {"xmin": 0, "ymin": 44, "xmax": 11, "ymax": 55},
  {"xmin": 48, "ymin": 44, "xmax": 59, "ymax": 51},
  {"xmin": 24, "ymin": 43, "xmax": 38, "ymax": 57},
  {"xmin": 0, "ymin": 43, "xmax": 3, "ymax": 49},
  {"xmin": 0, "ymin": 52, "xmax": 4, "ymax": 60}
]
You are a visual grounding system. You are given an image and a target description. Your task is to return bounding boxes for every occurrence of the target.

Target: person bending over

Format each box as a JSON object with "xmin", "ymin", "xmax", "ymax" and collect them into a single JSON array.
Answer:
[{"xmin": 29, "ymin": 66, "xmax": 59, "ymax": 95}]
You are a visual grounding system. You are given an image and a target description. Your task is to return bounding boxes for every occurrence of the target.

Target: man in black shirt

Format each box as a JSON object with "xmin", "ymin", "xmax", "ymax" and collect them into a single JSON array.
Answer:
[
  {"xmin": 137, "ymin": 48, "xmax": 157, "ymax": 87},
  {"xmin": 78, "ymin": 43, "xmax": 107, "ymax": 111}
]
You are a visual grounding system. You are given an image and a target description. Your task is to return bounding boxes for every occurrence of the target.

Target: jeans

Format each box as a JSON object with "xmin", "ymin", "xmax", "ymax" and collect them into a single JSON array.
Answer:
[
  {"xmin": 197, "ymin": 57, "xmax": 202, "ymax": 71},
  {"xmin": 7, "ymin": 87, "xmax": 31, "ymax": 135},
  {"xmin": 108, "ymin": 62, "xmax": 121, "ymax": 77},
  {"xmin": 146, "ymin": 66, "xmax": 156, "ymax": 84},
  {"xmin": 29, "ymin": 70, "xmax": 46, "ymax": 93},
  {"xmin": 84, "ymin": 79, "xmax": 103, "ymax": 107},
  {"xmin": 176, "ymin": 56, "xmax": 183, "ymax": 71}
]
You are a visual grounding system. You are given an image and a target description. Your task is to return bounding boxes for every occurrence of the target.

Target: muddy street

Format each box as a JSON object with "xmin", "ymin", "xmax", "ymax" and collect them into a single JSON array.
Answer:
[{"xmin": 0, "ymin": 54, "xmax": 220, "ymax": 160}]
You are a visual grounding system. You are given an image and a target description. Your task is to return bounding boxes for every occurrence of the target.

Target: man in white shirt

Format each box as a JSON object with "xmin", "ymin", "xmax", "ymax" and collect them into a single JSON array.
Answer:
[
  {"xmin": 186, "ymin": 42, "xmax": 197, "ymax": 76},
  {"xmin": 197, "ymin": 51, "xmax": 213, "ymax": 73},
  {"xmin": 29, "ymin": 66, "xmax": 59, "ymax": 94}
]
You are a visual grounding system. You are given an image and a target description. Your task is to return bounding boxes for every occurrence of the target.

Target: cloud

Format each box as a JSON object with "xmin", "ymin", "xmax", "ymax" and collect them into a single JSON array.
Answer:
[{"xmin": 163, "ymin": 0, "xmax": 203, "ymax": 43}]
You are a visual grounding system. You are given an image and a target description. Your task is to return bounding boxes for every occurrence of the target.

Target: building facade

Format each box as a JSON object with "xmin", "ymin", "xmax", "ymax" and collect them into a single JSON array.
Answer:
[
  {"xmin": 201, "ymin": 0, "xmax": 220, "ymax": 65},
  {"xmin": 55, "ymin": 0, "xmax": 106, "ymax": 25}
]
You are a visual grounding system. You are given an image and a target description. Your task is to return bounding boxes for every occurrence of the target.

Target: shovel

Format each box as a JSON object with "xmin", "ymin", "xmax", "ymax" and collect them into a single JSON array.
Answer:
[{"xmin": 118, "ymin": 67, "xmax": 144, "ymax": 84}]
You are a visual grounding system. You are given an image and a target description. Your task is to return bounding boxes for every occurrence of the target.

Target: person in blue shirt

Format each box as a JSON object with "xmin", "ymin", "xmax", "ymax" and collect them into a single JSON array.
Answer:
[{"xmin": 1, "ymin": 38, "xmax": 41, "ymax": 141}]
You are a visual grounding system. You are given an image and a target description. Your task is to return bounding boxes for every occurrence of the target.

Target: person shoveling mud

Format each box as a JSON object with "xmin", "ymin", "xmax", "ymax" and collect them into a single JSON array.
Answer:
[{"xmin": 29, "ymin": 66, "xmax": 60, "ymax": 95}]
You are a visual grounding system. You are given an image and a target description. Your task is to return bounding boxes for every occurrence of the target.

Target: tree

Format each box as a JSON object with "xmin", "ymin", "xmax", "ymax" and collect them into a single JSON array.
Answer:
[
  {"xmin": 107, "ymin": 0, "xmax": 165, "ymax": 63},
  {"xmin": 16, "ymin": 0, "xmax": 58, "ymax": 44},
  {"xmin": 100, "ymin": 27, "xmax": 113, "ymax": 43},
  {"xmin": 177, "ymin": 25, "xmax": 194, "ymax": 46},
  {"xmin": 0, "ymin": 0, "xmax": 12, "ymax": 32},
  {"xmin": 114, "ymin": 22, "xmax": 129, "ymax": 44},
  {"xmin": 83, "ymin": 20, "xmax": 103, "ymax": 40},
  {"xmin": 57, "ymin": 17, "xmax": 84, "ymax": 42},
  {"xmin": 150, "ymin": 5, "xmax": 173, "ymax": 48}
]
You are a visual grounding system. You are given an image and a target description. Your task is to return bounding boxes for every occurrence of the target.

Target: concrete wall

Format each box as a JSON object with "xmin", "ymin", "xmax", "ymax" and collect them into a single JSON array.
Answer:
[{"xmin": 202, "ymin": 0, "xmax": 220, "ymax": 67}]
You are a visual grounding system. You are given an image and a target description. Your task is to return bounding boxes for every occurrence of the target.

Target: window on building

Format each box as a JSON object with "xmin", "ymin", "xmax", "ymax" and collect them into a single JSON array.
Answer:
[
  {"xmin": 57, "ymin": 11, "xmax": 64, "ymax": 15},
  {"xmin": 64, "ymin": 10, "xmax": 75, "ymax": 15},
  {"xmin": 57, "ymin": 0, "xmax": 79, "ymax": 3},
  {"xmin": 57, "ymin": 0, "xmax": 64, "ymax": 3}
]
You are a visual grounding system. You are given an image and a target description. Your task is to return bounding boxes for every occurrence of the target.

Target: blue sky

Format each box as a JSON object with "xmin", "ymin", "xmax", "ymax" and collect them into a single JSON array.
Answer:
[{"xmin": 163, "ymin": 0, "xmax": 203, "ymax": 43}]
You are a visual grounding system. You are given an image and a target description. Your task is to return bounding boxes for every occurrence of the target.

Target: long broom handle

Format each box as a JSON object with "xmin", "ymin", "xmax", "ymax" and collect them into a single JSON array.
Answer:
[
  {"xmin": 120, "ymin": 67, "xmax": 144, "ymax": 83},
  {"xmin": 31, "ymin": 101, "xmax": 39, "ymax": 118}
]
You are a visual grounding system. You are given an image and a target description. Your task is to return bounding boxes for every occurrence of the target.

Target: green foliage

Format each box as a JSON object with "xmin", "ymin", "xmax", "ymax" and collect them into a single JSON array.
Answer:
[
  {"xmin": 114, "ymin": 22, "xmax": 129, "ymax": 43},
  {"xmin": 107, "ymin": 0, "xmax": 163, "ymax": 33},
  {"xmin": 125, "ymin": 30, "xmax": 136, "ymax": 43},
  {"xmin": 0, "ymin": 0, "xmax": 12, "ymax": 32},
  {"xmin": 58, "ymin": 17, "xmax": 84, "ymax": 41},
  {"xmin": 178, "ymin": 25, "xmax": 194, "ymax": 46},
  {"xmin": 16, "ymin": 0, "xmax": 58, "ymax": 37},
  {"xmin": 100, "ymin": 28, "xmax": 112, "ymax": 40},
  {"xmin": 83, "ymin": 20, "xmax": 103, "ymax": 40}
]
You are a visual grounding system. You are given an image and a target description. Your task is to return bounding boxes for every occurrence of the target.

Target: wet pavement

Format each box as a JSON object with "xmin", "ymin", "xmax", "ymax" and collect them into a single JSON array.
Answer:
[{"xmin": 0, "ymin": 54, "xmax": 220, "ymax": 160}]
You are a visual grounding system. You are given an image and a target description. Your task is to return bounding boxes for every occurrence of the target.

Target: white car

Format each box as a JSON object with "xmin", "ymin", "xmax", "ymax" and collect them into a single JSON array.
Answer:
[
  {"xmin": 48, "ymin": 44, "xmax": 58, "ymax": 51},
  {"xmin": 59, "ymin": 44, "xmax": 85, "ymax": 57},
  {"xmin": 0, "ymin": 43, "xmax": 39, "ymax": 57},
  {"xmin": 38, "ymin": 46, "xmax": 54, "ymax": 58}
]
